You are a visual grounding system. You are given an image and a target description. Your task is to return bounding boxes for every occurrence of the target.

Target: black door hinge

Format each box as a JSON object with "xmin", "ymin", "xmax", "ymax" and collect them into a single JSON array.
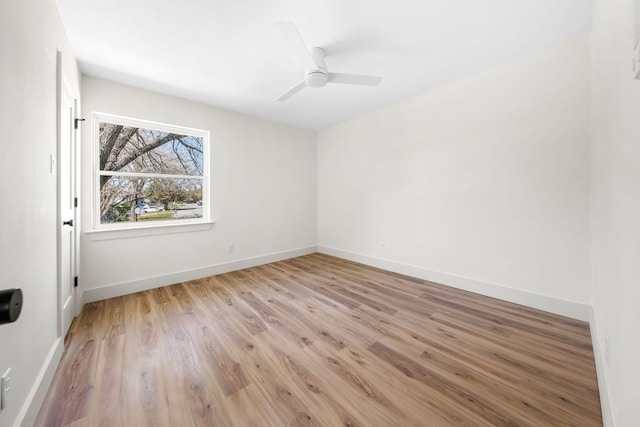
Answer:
[
  {"xmin": 74, "ymin": 118, "xmax": 85, "ymax": 129},
  {"xmin": 74, "ymin": 197, "xmax": 78, "ymax": 208},
  {"xmin": 74, "ymin": 276, "xmax": 78, "ymax": 288}
]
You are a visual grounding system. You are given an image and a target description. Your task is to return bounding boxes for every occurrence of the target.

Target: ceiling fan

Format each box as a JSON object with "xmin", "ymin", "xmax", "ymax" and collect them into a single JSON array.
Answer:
[{"xmin": 276, "ymin": 22, "xmax": 383, "ymax": 102}]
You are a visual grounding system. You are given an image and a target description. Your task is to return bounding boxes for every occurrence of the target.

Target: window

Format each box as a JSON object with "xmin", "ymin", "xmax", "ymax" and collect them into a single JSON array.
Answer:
[{"xmin": 93, "ymin": 113, "xmax": 209, "ymax": 230}]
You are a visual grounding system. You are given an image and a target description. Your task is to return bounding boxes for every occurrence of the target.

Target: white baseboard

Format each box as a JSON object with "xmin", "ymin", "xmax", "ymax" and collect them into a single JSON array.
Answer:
[
  {"xmin": 589, "ymin": 307, "xmax": 614, "ymax": 426},
  {"xmin": 317, "ymin": 246, "xmax": 590, "ymax": 321},
  {"xmin": 82, "ymin": 244, "xmax": 590, "ymax": 320},
  {"xmin": 17, "ymin": 337, "xmax": 64, "ymax": 427},
  {"xmin": 82, "ymin": 246, "xmax": 317, "ymax": 304}
]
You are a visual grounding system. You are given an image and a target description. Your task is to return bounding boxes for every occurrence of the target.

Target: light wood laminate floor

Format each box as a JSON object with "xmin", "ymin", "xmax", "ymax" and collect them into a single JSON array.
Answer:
[{"xmin": 36, "ymin": 253, "xmax": 602, "ymax": 426}]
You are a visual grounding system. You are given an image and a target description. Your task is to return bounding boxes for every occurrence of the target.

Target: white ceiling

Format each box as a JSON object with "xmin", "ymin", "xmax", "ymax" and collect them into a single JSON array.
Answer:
[{"xmin": 55, "ymin": 0, "xmax": 594, "ymax": 130}]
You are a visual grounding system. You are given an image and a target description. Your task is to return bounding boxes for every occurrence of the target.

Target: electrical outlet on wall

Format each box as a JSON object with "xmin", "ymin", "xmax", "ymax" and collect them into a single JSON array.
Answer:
[
  {"xmin": 227, "ymin": 244, "xmax": 234, "ymax": 254},
  {"xmin": 605, "ymin": 336, "xmax": 611, "ymax": 367},
  {"xmin": 1, "ymin": 368, "xmax": 11, "ymax": 411},
  {"xmin": 379, "ymin": 241, "xmax": 386, "ymax": 251}
]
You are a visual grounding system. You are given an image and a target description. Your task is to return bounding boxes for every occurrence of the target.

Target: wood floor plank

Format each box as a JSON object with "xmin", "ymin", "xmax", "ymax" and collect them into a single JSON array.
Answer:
[{"xmin": 35, "ymin": 253, "xmax": 602, "ymax": 426}]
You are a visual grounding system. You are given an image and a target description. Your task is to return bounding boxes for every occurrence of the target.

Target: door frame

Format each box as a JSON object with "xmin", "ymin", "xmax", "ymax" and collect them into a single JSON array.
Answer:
[{"xmin": 56, "ymin": 50, "xmax": 81, "ymax": 338}]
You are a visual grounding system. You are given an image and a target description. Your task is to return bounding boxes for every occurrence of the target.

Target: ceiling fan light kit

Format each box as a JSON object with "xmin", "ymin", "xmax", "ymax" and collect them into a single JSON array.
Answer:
[
  {"xmin": 276, "ymin": 22, "xmax": 383, "ymax": 101},
  {"xmin": 305, "ymin": 71, "xmax": 329, "ymax": 88}
]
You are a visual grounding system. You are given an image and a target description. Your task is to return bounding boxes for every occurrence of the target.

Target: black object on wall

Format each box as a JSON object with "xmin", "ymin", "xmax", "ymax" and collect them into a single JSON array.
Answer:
[{"xmin": 0, "ymin": 288, "xmax": 22, "ymax": 325}]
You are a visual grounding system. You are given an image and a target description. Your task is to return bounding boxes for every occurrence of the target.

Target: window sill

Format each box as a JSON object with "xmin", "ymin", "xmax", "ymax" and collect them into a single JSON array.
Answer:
[{"xmin": 85, "ymin": 220, "xmax": 214, "ymax": 241}]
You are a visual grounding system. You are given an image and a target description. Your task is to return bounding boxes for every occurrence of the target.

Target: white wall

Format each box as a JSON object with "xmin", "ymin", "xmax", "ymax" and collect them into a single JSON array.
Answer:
[
  {"xmin": 318, "ymin": 34, "xmax": 592, "ymax": 319},
  {"xmin": 0, "ymin": 0, "xmax": 80, "ymax": 426},
  {"xmin": 590, "ymin": 0, "xmax": 640, "ymax": 424},
  {"xmin": 80, "ymin": 77, "xmax": 317, "ymax": 301}
]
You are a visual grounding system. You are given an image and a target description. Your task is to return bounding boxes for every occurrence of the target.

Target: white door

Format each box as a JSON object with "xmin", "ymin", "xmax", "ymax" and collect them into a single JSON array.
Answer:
[{"xmin": 58, "ymin": 54, "xmax": 77, "ymax": 338}]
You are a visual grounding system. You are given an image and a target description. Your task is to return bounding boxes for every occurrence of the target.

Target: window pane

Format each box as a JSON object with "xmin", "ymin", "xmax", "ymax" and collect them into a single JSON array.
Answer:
[
  {"xmin": 100, "ymin": 175, "xmax": 203, "ymax": 224},
  {"xmin": 99, "ymin": 122, "xmax": 203, "ymax": 176}
]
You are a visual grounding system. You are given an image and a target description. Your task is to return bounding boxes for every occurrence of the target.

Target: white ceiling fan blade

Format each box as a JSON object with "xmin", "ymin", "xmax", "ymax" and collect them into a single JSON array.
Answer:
[
  {"xmin": 328, "ymin": 72, "xmax": 383, "ymax": 86},
  {"xmin": 277, "ymin": 22, "xmax": 319, "ymax": 69},
  {"xmin": 276, "ymin": 80, "xmax": 308, "ymax": 102}
]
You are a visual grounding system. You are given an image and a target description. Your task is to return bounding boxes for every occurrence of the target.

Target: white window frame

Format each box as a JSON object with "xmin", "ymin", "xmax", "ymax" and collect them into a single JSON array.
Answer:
[{"xmin": 89, "ymin": 112, "xmax": 211, "ymax": 238}]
